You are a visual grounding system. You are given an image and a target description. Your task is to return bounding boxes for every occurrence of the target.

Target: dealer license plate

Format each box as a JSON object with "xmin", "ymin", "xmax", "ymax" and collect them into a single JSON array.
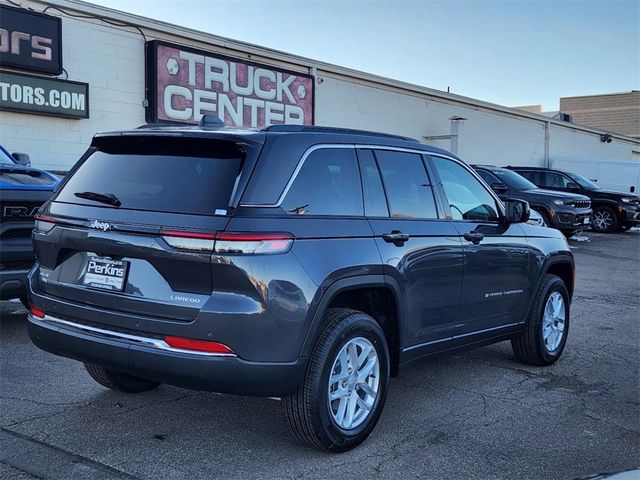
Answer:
[{"xmin": 82, "ymin": 256, "xmax": 128, "ymax": 291}]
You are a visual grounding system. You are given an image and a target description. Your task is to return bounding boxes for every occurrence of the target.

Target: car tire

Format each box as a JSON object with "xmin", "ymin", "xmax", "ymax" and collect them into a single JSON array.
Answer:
[
  {"xmin": 84, "ymin": 363, "xmax": 161, "ymax": 393},
  {"xmin": 282, "ymin": 308, "xmax": 390, "ymax": 452},
  {"xmin": 511, "ymin": 274, "xmax": 570, "ymax": 366},
  {"xmin": 591, "ymin": 206, "xmax": 618, "ymax": 233}
]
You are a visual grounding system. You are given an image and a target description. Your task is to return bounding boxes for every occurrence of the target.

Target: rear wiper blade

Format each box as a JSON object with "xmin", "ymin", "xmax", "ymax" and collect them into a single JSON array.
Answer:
[{"xmin": 74, "ymin": 191, "xmax": 121, "ymax": 207}]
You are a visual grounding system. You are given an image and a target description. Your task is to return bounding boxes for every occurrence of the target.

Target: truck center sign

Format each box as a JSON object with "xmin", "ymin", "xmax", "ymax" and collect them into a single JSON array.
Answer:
[{"xmin": 146, "ymin": 40, "xmax": 314, "ymax": 127}]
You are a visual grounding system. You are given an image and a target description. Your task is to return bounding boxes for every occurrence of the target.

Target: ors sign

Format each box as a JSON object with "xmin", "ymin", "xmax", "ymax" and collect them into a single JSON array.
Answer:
[
  {"xmin": 0, "ymin": 5, "xmax": 62, "ymax": 75},
  {"xmin": 146, "ymin": 41, "xmax": 314, "ymax": 127}
]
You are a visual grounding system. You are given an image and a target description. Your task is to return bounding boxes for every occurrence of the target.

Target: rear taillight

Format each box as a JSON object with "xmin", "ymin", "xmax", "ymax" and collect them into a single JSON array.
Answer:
[
  {"xmin": 34, "ymin": 214, "xmax": 57, "ymax": 233},
  {"xmin": 164, "ymin": 336, "xmax": 235, "ymax": 355},
  {"xmin": 161, "ymin": 230, "xmax": 217, "ymax": 252},
  {"xmin": 29, "ymin": 306, "xmax": 45, "ymax": 318},
  {"xmin": 214, "ymin": 232, "xmax": 293, "ymax": 254},
  {"xmin": 160, "ymin": 230, "xmax": 293, "ymax": 254}
]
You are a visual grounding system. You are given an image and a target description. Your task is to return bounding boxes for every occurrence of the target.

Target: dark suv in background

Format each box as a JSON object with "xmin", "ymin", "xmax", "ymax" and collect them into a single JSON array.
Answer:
[
  {"xmin": 27, "ymin": 121, "xmax": 575, "ymax": 452},
  {"xmin": 472, "ymin": 165, "xmax": 592, "ymax": 237},
  {"xmin": 508, "ymin": 166, "xmax": 640, "ymax": 233}
]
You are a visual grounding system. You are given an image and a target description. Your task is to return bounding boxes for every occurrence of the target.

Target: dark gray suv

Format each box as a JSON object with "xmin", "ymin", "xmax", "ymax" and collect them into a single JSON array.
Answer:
[{"xmin": 27, "ymin": 122, "xmax": 575, "ymax": 452}]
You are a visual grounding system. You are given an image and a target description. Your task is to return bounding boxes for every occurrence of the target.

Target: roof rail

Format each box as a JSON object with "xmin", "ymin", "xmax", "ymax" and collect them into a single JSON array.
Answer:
[
  {"xmin": 137, "ymin": 121, "xmax": 188, "ymax": 129},
  {"xmin": 261, "ymin": 124, "xmax": 419, "ymax": 142},
  {"xmin": 470, "ymin": 164, "xmax": 497, "ymax": 168}
]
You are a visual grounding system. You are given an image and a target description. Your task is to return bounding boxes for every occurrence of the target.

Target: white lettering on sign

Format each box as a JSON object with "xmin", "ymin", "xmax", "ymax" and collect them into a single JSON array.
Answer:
[
  {"xmin": 0, "ymin": 28, "xmax": 52, "ymax": 61},
  {"xmin": 156, "ymin": 43, "xmax": 313, "ymax": 128},
  {"xmin": 0, "ymin": 81, "xmax": 85, "ymax": 110}
]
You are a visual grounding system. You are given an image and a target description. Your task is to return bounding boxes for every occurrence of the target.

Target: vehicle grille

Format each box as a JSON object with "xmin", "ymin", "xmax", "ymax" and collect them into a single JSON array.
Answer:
[{"xmin": 573, "ymin": 200, "xmax": 591, "ymax": 209}]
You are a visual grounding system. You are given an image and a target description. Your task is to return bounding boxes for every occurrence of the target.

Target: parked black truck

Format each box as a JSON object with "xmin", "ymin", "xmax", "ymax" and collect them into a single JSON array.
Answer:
[
  {"xmin": 472, "ymin": 165, "xmax": 592, "ymax": 237},
  {"xmin": 507, "ymin": 166, "xmax": 640, "ymax": 233},
  {"xmin": 27, "ymin": 121, "xmax": 575, "ymax": 452}
]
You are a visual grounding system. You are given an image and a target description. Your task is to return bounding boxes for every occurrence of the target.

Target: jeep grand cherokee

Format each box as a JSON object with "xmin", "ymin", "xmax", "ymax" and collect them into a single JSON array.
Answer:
[{"xmin": 27, "ymin": 121, "xmax": 575, "ymax": 452}]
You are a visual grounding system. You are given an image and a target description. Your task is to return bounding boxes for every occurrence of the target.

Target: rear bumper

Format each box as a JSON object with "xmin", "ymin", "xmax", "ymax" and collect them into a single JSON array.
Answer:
[
  {"xmin": 0, "ymin": 269, "xmax": 29, "ymax": 299},
  {"xmin": 27, "ymin": 313, "xmax": 307, "ymax": 397}
]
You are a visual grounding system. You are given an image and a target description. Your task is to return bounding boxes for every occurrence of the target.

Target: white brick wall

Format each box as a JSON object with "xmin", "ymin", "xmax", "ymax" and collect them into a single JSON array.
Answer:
[{"xmin": 0, "ymin": 14, "xmax": 145, "ymax": 170}]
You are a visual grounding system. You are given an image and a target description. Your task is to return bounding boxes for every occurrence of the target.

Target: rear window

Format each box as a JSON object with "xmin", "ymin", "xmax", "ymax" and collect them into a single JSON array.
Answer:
[{"xmin": 55, "ymin": 137, "xmax": 246, "ymax": 215}]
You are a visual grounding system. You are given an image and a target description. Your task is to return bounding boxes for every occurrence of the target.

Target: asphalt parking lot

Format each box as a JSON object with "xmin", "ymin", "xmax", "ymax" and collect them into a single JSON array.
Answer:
[{"xmin": 1, "ymin": 231, "xmax": 639, "ymax": 480}]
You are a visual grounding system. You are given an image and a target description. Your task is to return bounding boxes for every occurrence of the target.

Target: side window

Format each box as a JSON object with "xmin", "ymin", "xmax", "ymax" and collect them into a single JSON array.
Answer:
[
  {"xmin": 375, "ymin": 150, "xmax": 438, "ymax": 219},
  {"xmin": 476, "ymin": 169, "xmax": 499, "ymax": 186},
  {"xmin": 517, "ymin": 169, "xmax": 541, "ymax": 185},
  {"xmin": 432, "ymin": 157, "xmax": 500, "ymax": 222},
  {"xmin": 281, "ymin": 148, "xmax": 363, "ymax": 216},
  {"xmin": 357, "ymin": 150, "xmax": 389, "ymax": 217},
  {"xmin": 545, "ymin": 171, "xmax": 573, "ymax": 188}
]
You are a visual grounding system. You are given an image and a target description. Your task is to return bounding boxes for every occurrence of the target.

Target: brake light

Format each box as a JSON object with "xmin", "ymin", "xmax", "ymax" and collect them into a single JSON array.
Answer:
[
  {"xmin": 164, "ymin": 336, "xmax": 234, "ymax": 355},
  {"xmin": 29, "ymin": 306, "xmax": 45, "ymax": 318},
  {"xmin": 160, "ymin": 229, "xmax": 217, "ymax": 252},
  {"xmin": 160, "ymin": 230, "xmax": 293, "ymax": 254},
  {"xmin": 34, "ymin": 214, "xmax": 57, "ymax": 234},
  {"xmin": 161, "ymin": 230, "xmax": 217, "ymax": 240},
  {"xmin": 214, "ymin": 232, "xmax": 293, "ymax": 254}
]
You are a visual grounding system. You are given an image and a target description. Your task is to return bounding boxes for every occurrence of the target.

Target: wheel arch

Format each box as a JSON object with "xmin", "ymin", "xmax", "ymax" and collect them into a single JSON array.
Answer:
[
  {"xmin": 299, "ymin": 275, "xmax": 403, "ymax": 376},
  {"xmin": 592, "ymin": 200, "xmax": 624, "ymax": 220},
  {"xmin": 541, "ymin": 255, "xmax": 575, "ymax": 299}
]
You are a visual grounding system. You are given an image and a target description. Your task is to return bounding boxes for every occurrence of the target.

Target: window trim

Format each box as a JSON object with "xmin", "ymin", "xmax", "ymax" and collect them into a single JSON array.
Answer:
[
  {"xmin": 274, "ymin": 144, "xmax": 365, "ymax": 217},
  {"xmin": 240, "ymin": 143, "xmax": 434, "ymax": 208},
  {"xmin": 428, "ymin": 154, "xmax": 506, "ymax": 223}
]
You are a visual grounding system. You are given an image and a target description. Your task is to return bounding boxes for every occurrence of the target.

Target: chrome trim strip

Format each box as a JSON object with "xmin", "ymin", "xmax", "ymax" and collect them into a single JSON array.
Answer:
[
  {"xmin": 402, "ymin": 322, "xmax": 524, "ymax": 352},
  {"xmin": 27, "ymin": 313, "xmax": 236, "ymax": 357},
  {"xmin": 240, "ymin": 143, "xmax": 434, "ymax": 208},
  {"xmin": 402, "ymin": 336, "xmax": 451, "ymax": 352},
  {"xmin": 452, "ymin": 322, "xmax": 524, "ymax": 340}
]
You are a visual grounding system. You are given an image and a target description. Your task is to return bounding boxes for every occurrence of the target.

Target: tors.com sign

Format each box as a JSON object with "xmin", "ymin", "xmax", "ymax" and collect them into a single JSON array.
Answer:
[{"xmin": 146, "ymin": 41, "xmax": 314, "ymax": 127}]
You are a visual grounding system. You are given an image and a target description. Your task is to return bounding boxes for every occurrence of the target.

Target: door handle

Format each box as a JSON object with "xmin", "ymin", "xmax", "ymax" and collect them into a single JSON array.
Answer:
[
  {"xmin": 382, "ymin": 230, "xmax": 410, "ymax": 246},
  {"xmin": 463, "ymin": 231, "xmax": 484, "ymax": 245}
]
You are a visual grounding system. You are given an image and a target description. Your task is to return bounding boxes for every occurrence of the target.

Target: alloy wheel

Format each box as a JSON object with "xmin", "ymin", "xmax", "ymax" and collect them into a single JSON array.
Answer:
[
  {"xmin": 327, "ymin": 337, "xmax": 380, "ymax": 430},
  {"xmin": 592, "ymin": 210, "xmax": 613, "ymax": 232},
  {"xmin": 542, "ymin": 291, "xmax": 565, "ymax": 352}
]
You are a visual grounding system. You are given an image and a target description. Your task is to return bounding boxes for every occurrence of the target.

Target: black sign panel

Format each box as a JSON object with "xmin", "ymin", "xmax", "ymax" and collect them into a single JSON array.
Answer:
[
  {"xmin": 0, "ymin": 5, "xmax": 62, "ymax": 75},
  {"xmin": 0, "ymin": 71, "xmax": 89, "ymax": 119}
]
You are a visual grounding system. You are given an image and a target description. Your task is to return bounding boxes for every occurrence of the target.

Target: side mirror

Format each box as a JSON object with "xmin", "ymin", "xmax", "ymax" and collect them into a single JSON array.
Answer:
[
  {"xmin": 490, "ymin": 182, "xmax": 508, "ymax": 194},
  {"xmin": 503, "ymin": 198, "xmax": 530, "ymax": 224},
  {"xmin": 631, "ymin": 186, "xmax": 636, "ymax": 193},
  {"xmin": 12, "ymin": 152, "xmax": 31, "ymax": 167},
  {"xmin": 567, "ymin": 182, "xmax": 580, "ymax": 191}
]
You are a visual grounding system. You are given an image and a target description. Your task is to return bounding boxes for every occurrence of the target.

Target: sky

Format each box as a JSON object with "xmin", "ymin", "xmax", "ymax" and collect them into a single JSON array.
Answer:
[{"xmin": 87, "ymin": 0, "xmax": 639, "ymax": 111}]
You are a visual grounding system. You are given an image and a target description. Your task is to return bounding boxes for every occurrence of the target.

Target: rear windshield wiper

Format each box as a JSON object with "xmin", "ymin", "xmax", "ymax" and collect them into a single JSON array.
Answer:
[{"xmin": 74, "ymin": 191, "xmax": 122, "ymax": 207}]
